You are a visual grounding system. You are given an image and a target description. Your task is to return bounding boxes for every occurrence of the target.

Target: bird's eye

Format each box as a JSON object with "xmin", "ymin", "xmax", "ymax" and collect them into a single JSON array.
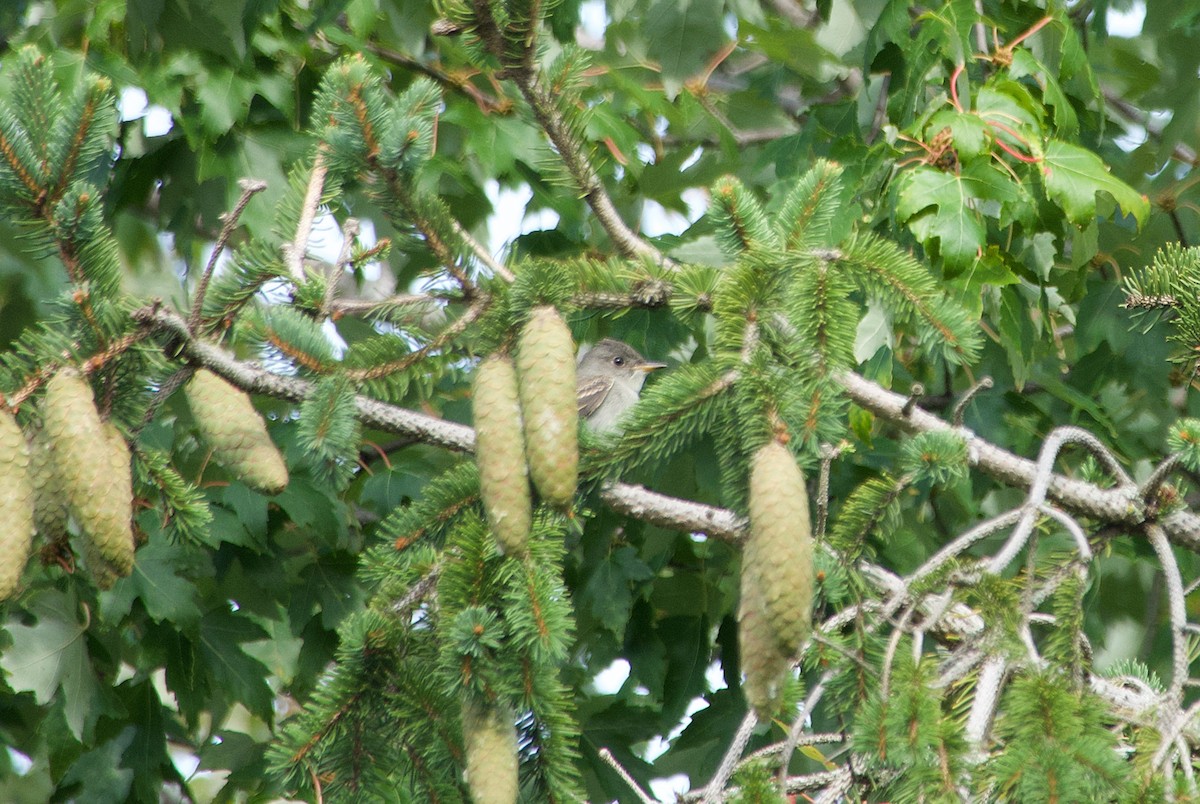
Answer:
[{"xmin": 613, "ymin": 356, "xmax": 625, "ymax": 366}]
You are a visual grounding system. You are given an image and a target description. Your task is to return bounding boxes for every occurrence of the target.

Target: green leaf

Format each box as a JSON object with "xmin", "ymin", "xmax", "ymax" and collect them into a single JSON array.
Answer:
[
  {"xmin": 997, "ymin": 289, "xmax": 1034, "ymax": 389},
  {"xmin": 0, "ymin": 589, "xmax": 100, "ymax": 740},
  {"xmin": 198, "ymin": 606, "xmax": 275, "ymax": 721},
  {"xmin": 579, "ymin": 546, "xmax": 655, "ymax": 637},
  {"xmin": 1042, "ymin": 141, "xmax": 1149, "ymax": 227},
  {"xmin": 925, "ymin": 109, "xmax": 989, "ymax": 159},
  {"xmin": 895, "ymin": 166, "xmax": 985, "ymax": 270},
  {"xmin": 643, "ymin": 0, "xmax": 728, "ymax": 95},
  {"xmin": 195, "ymin": 64, "xmax": 251, "ymax": 136},
  {"xmin": 59, "ymin": 728, "xmax": 135, "ymax": 804},
  {"xmin": 104, "ymin": 538, "xmax": 202, "ymax": 626}
]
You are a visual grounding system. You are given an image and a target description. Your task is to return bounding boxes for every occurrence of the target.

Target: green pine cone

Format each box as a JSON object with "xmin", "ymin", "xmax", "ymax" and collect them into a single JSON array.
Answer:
[
  {"xmin": 82, "ymin": 535, "xmax": 123, "ymax": 590},
  {"xmin": 185, "ymin": 369, "xmax": 289, "ymax": 494},
  {"xmin": 0, "ymin": 410, "xmax": 34, "ymax": 601},
  {"xmin": 515, "ymin": 306, "xmax": 578, "ymax": 508},
  {"xmin": 744, "ymin": 441, "xmax": 814, "ymax": 655},
  {"xmin": 461, "ymin": 698, "xmax": 518, "ymax": 804},
  {"xmin": 473, "ymin": 354, "xmax": 532, "ymax": 557},
  {"xmin": 26, "ymin": 426, "xmax": 69, "ymax": 542},
  {"xmin": 42, "ymin": 369, "xmax": 135, "ymax": 579},
  {"xmin": 94, "ymin": 422, "xmax": 136, "ymax": 575},
  {"xmin": 737, "ymin": 574, "xmax": 791, "ymax": 720}
]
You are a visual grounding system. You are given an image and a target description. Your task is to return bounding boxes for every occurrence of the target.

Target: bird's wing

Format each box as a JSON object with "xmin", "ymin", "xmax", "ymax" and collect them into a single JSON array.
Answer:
[{"xmin": 576, "ymin": 374, "xmax": 614, "ymax": 419}]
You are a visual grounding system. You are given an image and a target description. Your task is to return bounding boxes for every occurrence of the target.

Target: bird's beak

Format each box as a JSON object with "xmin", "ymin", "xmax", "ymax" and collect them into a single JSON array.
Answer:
[{"xmin": 636, "ymin": 361, "xmax": 667, "ymax": 373}]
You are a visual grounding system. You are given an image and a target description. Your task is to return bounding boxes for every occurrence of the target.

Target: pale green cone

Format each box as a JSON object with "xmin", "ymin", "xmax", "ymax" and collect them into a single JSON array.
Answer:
[
  {"xmin": 0, "ymin": 410, "xmax": 35, "ymax": 600},
  {"xmin": 27, "ymin": 426, "xmax": 69, "ymax": 542},
  {"xmin": 43, "ymin": 370, "xmax": 135, "ymax": 579},
  {"xmin": 515, "ymin": 306, "xmax": 578, "ymax": 508},
  {"xmin": 185, "ymin": 369, "xmax": 289, "ymax": 494},
  {"xmin": 737, "ymin": 570, "xmax": 791, "ymax": 720},
  {"xmin": 461, "ymin": 698, "xmax": 518, "ymax": 804},
  {"xmin": 474, "ymin": 354, "xmax": 532, "ymax": 557},
  {"xmin": 744, "ymin": 440, "xmax": 814, "ymax": 655}
]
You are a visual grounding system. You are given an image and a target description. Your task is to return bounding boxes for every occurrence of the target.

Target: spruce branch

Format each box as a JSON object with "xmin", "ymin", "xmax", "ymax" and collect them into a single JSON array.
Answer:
[
  {"xmin": 952, "ymin": 376, "xmax": 993, "ymax": 427},
  {"xmin": 515, "ymin": 72, "xmax": 670, "ymax": 265},
  {"xmin": 834, "ymin": 369, "xmax": 1200, "ymax": 539},
  {"xmin": 344, "ymin": 298, "xmax": 487, "ymax": 383},
  {"xmin": 459, "ymin": 0, "xmax": 670, "ymax": 266},
  {"xmin": 131, "ymin": 303, "xmax": 1200, "ymax": 795},
  {"xmin": 329, "ymin": 292, "xmax": 448, "ymax": 321},
  {"xmin": 354, "ymin": 38, "xmax": 512, "ymax": 116},
  {"xmin": 189, "ymin": 178, "xmax": 267, "ymax": 333},
  {"xmin": 133, "ymin": 303, "xmax": 1200, "ymax": 548}
]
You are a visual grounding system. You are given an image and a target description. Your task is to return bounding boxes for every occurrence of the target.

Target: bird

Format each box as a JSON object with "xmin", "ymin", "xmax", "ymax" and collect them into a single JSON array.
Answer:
[{"xmin": 576, "ymin": 339, "xmax": 666, "ymax": 433}]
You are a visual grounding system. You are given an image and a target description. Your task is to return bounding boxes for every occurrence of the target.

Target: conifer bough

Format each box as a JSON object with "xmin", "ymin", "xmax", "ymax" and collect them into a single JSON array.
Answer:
[
  {"xmin": 185, "ymin": 368, "xmax": 289, "ymax": 494},
  {"xmin": 0, "ymin": 410, "xmax": 34, "ymax": 600},
  {"xmin": 42, "ymin": 369, "xmax": 135, "ymax": 579},
  {"xmin": 516, "ymin": 306, "xmax": 578, "ymax": 507},
  {"xmin": 473, "ymin": 354, "xmax": 533, "ymax": 556},
  {"xmin": 739, "ymin": 440, "xmax": 815, "ymax": 717},
  {"xmin": 461, "ymin": 697, "xmax": 519, "ymax": 804}
]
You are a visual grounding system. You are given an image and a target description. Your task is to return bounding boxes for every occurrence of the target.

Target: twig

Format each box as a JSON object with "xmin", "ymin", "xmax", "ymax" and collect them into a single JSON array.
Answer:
[
  {"xmin": 390, "ymin": 564, "xmax": 441, "ymax": 617},
  {"xmin": 964, "ymin": 655, "xmax": 1007, "ymax": 757},
  {"xmin": 776, "ymin": 670, "xmax": 835, "ymax": 787},
  {"xmin": 358, "ymin": 39, "xmax": 511, "ymax": 115},
  {"xmin": 701, "ymin": 710, "xmax": 757, "ymax": 804},
  {"xmin": 988, "ymin": 426, "xmax": 1130, "ymax": 573},
  {"xmin": 320, "ymin": 217, "xmax": 360, "ymax": 318},
  {"xmin": 596, "ymin": 748, "xmax": 656, "ymax": 804},
  {"xmin": 902, "ymin": 383, "xmax": 924, "ymax": 416},
  {"xmin": 1103, "ymin": 88, "xmax": 1199, "ymax": 167},
  {"xmin": 136, "ymin": 366, "xmax": 196, "ymax": 434},
  {"xmin": 452, "ymin": 219, "xmax": 514, "ymax": 282},
  {"xmin": 189, "ymin": 178, "xmax": 267, "ymax": 333},
  {"xmin": 815, "ymin": 442, "xmax": 845, "ymax": 540},
  {"xmin": 810, "ymin": 766, "xmax": 856, "ymax": 804},
  {"xmin": 1141, "ymin": 454, "xmax": 1183, "ymax": 508},
  {"xmin": 952, "ymin": 376, "xmax": 992, "ymax": 427},
  {"xmin": 284, "ymin": 150, "xmax": 329, "ymax": 283},
  {"xmin": 1147, "ymin": 523, "xmax": 1190, "ymax": 767},
  {"xmin": 345, "ymin": 297, "xmax": 489, "ymax": 382}
]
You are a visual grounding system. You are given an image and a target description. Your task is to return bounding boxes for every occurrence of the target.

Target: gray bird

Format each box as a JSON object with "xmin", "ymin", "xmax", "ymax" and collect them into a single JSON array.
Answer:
[{"xmin": 576, "ymin": 339, "xmax": 666, "ymax": 433}]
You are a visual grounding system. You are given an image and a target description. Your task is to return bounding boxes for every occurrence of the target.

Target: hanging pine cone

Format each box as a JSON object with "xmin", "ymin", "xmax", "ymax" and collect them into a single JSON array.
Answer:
[
  {"xmin": 515, "ymin": 306, "xmax": 577, "ymax": 508},
  {"xmin": 738, "ymin": 574, "xmax": 792, "ymax": 719},
  {"xmin": 473, "ymin": 354, "xmax": 532, "ymax": 557},
  {"xmin": 185, "ymin": 369, "xmax": 289, "ymax": 494},
  {"xmin": 461, "ymin": 697, "xmax": 518, "ymax": 804},
  {"xmin": 42, "ymin": 369, "xmax": 135, "ymax": 579},
  {"xmin": 738, "ymin": 440, "xmax": 814, "ymax": 717},
  {"xmin": 26, "ymin": 425, "xmax": 69, "ymax": 543},
  {"xmin": 0, "ymin": 410, "xmax": 34, "ymax": 600}
]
